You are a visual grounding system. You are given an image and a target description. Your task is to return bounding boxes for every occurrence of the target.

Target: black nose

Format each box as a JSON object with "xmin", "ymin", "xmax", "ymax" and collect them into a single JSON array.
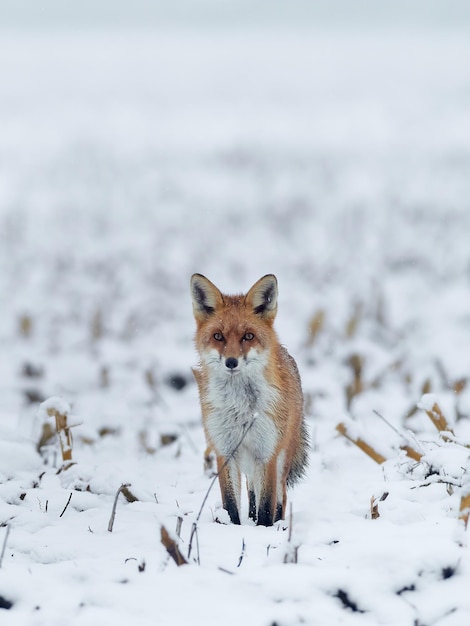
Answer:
[{"xmin": 225, "ymin": 357, "xmax": 238, "ymax": 370}]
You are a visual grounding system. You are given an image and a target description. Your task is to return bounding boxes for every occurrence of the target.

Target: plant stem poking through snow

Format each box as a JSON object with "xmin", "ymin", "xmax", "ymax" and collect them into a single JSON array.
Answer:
[
  {"xmin": 237, "ymin": 538, "xmax": 246, "ymax": 568},
  {"xmin": 283, "ymin": 503, "xmax": 298, "ymax": 564},
  {"xmin": 159, "ymin": 517, "xmax": 187, "ymax": 566},
  {"xmin": 38, "ymin": 397, "xmax": 79, "ymax": 467},
  {"xmin": 370, "ymin": 492, "xmax": 389, "ymax": 520},
  {"xmin": 373, "ymin": 410, "xmax": 423, "ymax": 462},
  {"xmin": 460, "ymin": 501, "xmax": 470, "ymax": 529},
  {"xmin": 0, "ymin": 525, "xmax": 10, "ymax": 568},
  {"xmin": 459, "ymin": 487, "xmax": 470, "ymax": 529},
  {"xmin": 342, "ymin": 394, "xmax": 470, "ymax": 528},
  {"xmin": 175, "ymin": 516, "xmax": 183, "ymax": 539},
  {"xmin": 336, "ymin": 422, "xmax": 387, "ymax": 464},
  {"xmin": 48, "ymin": 407, "xmax": 73, "ymax": 462},
  {"xmin": 370, "ymin": 496, "xmax": 380, "ymax": 520},
  {"xmin": 160, "ymin": 526, "xmax": 188, "ymax": 566},
  {"xmin": 418, "ymin": 396, "xmax": 455, "ymax": 437},
  {"xmin": 306, "ymin": 308, "xmax": 325, "ymax": 347},
  {"xmin": 108, "ymin": 483, "xmax": 131, "ymax": 532},
  {"xmin": 59, "ymin": 492, "xmax": 73, "ymax": 518}
]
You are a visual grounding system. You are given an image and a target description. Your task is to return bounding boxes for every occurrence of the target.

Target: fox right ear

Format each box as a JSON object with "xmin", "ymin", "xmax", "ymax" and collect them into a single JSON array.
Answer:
[{"xmin": 190, "ymin": 274, "xmax": 224, "ymax": 321}]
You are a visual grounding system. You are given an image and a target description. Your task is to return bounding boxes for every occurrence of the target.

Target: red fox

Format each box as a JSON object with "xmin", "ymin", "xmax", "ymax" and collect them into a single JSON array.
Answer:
[{"xmin": 190, "ymin": 273, "xmax": 308, "ymax": 526}]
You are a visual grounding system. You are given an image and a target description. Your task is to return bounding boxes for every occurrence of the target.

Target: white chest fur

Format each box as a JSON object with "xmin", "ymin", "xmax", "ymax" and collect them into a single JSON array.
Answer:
[{"xmin": 204, "ymin": 364, "xmax": 279, "ymax": 475}]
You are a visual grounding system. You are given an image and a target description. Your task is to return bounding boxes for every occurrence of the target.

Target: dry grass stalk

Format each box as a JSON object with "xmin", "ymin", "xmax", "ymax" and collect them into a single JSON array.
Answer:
[
  {"xmin": 307, "ymin": 309, "xmax": 325, "ymax": 346},
  {"xmin": 145, "ymin": 369, "xmax": 156, "ymax": 391},
  {"xmin": 349, "ymin": 354, "xmax": 363, "ymax": 387},
  {"xmin": 399, "ymin": 445, "xmax": 423, "ymax": 462},
  {"xmin": 369, "ymin": 359, "xmax": 402, "ymax": 391},
  {"xmin": 108, "ymin": 483, "xmax": 132, "ymax": 532},
  {"xmin": 160, "ymin": 433, "xmax": 178, "ymax": 447},
  {"xmin": 98, "ymin": 426, "xmax": 119, "ymax": 438},
  {"xmin": 46, "ymin": 407, "xmax": 73, "ymax": 462},
  {"xmin": 120, "ymin": 485, "xmax": 138, "ymax": 503},
  {"xmin": 283, "ymin": 503, "xmax": 298, "ymax": 564},
  {"xmin": 0, "ymin": 525, "xmax": 10, "ymax": 568},
  {"xmin": 406, "ymin": 378, "xmax": 432, "ymax": 419},
  {"xmin": 237, "ymin": 538, "xmax": 246, "ymax": 568},
  {"xmin": 161, "ymin": 526, "xmax": 187, "ymax": 566},
  {"xmin": 175, "ymin": 516, "xmax": 183, "ymax": 539},
  {"xmin": 91, "ymin": 310, "xmax": 103, "ymax": 341},
  {"xmin": 36, "ymin": 422, "xmax": 56, "ymax": 452},
  {"xmin": 375, "ymin": 292, "xmax": 386, "ymax": 327},
  {"xmin": 435, "ymin": 360, "xmax": 467, "ymax": 396},
  {"xmin": 346, "ymin": 354, "xmax": 364, "ymax": 409},
  {"xmin": 345, "ymin": 303, "xmax": 362, "ymax": 339},
  {"xmin": 370, "ymin": 496, "xmax": 380, "ymax": 520},
  {"xmin": 139, "ymin": 430, "xmax": 157, "ymax": 455},
  {"xmin": 99, "ymin": 366, "xmax": 109, "ymax": 388},
  {"xmin": 422, "ymin": 378, "xmax": 432, "ymax": 395},
  {"xmin": 459, "ymin": 492, "xmax": 470, "ymax": 529},
  {"xmin": 79, "ymin": 435, "xmax": 95, "ymax": 446},
  {"xmin": 336, "ymin": 423, "xmax": 387, "ymax": 464},
  {"xmin": 19, "ymin": 314, "xmax": 32, "ymax": 337},
  {"xmin": 424, "ymin": 402, "xmax": 454, "ymax": 436},
  {"xmin": 373, "ymin": 410, "xmax": 423, "ymax": 462},
  {"xmin": 370, "ymin": 492, "xmax": 389, "ymax": 520},
  {"xmin": 404, "ymin": 404, "xmax": 418, "ymax": 419},
  {"xmin": 59, "ymin": 492, "xmax": 73, "ymax": 518}
]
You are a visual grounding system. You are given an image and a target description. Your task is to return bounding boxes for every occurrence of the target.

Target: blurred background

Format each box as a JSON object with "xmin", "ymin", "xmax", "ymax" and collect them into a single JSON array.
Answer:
[
  {"xmin": 1, "ymin": 0, "xmax": 470, "ymax": 439},
  {"xmin": 2, "ymin": 0, "xmax": 470, "ymax": 28}
]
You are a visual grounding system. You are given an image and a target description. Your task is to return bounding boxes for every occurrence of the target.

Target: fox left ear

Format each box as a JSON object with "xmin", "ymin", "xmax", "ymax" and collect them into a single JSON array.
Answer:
[{"xmin": 245, "ymin": 274, "xmax": 278, "ymax": 320}]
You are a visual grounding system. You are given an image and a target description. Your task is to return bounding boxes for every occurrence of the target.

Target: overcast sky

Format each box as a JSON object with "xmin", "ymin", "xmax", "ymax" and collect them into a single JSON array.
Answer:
[{"xmin": 1, "ymin": 0, "xmax": 470, "ymax": 30}]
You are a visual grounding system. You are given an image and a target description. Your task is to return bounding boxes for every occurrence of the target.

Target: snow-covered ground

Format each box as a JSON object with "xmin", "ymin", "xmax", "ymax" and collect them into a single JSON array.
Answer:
[{"xmin": 1, "ymin": 5, "xmax": 470, "ymax": 624}]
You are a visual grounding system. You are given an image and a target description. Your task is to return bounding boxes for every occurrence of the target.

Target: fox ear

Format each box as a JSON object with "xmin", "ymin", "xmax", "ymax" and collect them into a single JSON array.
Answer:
[
  {"xmin": 191, "ymin": 274, "xmax": 224, "ymax": 321},
  {"xmin": 245, "ymin": 274, "xmax": 278, "ymax": 320}
]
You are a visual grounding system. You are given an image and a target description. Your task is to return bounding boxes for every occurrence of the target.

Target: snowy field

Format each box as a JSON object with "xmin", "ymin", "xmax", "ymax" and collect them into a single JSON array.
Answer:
[{"xmin": 2, "ymin": 4, "xmax": 470, "ymax": 625}]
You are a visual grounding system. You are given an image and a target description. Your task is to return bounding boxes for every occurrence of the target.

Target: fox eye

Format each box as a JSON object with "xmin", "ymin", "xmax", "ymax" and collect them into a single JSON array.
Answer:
[
  {"xmin": 213, "ymin": 332, "xmax": 224, "ymax": 341},
  {"xmin": 243, "ymin": 332, "xmax": 255, "ymax": 341}
]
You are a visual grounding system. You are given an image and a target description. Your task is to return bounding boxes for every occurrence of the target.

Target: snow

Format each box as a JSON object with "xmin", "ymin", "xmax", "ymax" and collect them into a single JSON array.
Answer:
[
  {"xmin": 37, "ymin": 397, "xmax": 72, "ymax": 419},
  {"xmin": 418, "ymin": 394, "xmax": 442, "ymax": 413},
  {"xmin": 2, "ymin": 3, "xmax": 470, "ymax": 624}
]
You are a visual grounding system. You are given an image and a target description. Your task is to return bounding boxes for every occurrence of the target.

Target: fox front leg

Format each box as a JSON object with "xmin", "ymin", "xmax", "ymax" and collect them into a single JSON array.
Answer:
[
  {"xmin": 256, "ymin": 457, "xmax": 283, "ymax": 527},
  {"xmin": 217, "ymin": 456, "xmax": 241, "ymax": 525}
]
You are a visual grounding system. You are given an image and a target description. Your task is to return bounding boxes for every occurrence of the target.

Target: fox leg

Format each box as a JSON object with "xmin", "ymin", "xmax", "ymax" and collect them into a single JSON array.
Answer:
[
  {"xmin": 275, "ymin": 452, "xmax": 288, "ymax": 523},
  {"xmin": 217, "ymin": 456, "xmax": 241, "ymax": 525},
  {"xmin": 257, "ymin": 459, "xmax": 278, "ymax": 527},
  {"xmin": 275, "ymin": 480, "xmax": 287, "ymax": 523},
  {"xmin": 246, "ymin": 478, "xmax": 257, "ymax": 522},
  {"xmin": 203, "ymin": 444, "xmax": 215, "ymax": 474},
  {"xmin": 247, "ymin": 468, "xmax": 266, "ymax": 524}
]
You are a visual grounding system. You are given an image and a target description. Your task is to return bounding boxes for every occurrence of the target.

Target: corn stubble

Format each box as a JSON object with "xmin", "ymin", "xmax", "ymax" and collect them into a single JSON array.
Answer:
[{"xmin": 336, "ymin": 400, "xmax": 470, "ymax": 528}]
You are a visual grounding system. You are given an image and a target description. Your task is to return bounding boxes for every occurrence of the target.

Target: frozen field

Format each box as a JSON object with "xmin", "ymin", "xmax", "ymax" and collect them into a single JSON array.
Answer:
[{"xmin": 1, "ymin": 7, "xmax": 470, "ymax": 625}]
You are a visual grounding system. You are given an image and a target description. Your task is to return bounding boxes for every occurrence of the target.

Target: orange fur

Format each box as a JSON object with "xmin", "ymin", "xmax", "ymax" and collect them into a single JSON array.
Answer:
[{"xmin": 191, "ymin": 274, "xmax": 308, "ymax": 526}]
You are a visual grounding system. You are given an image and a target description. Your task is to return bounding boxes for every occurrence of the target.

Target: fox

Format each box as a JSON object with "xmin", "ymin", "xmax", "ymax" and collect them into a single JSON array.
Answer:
[{"xmin": 190, "ymin": 273, "xmax": 309, "ymax": 527}]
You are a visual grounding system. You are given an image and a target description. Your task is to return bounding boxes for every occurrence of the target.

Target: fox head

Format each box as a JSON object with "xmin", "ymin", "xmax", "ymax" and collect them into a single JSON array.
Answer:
[{"xmin": 190, "ymin": 274, "xmax": 278, "ymax": 374}]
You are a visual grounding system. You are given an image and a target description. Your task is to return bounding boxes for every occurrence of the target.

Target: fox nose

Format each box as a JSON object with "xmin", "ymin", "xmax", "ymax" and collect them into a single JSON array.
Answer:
[{"xmin": 225, "ymin": 357, "xmax": 239, "ymax": 370}]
